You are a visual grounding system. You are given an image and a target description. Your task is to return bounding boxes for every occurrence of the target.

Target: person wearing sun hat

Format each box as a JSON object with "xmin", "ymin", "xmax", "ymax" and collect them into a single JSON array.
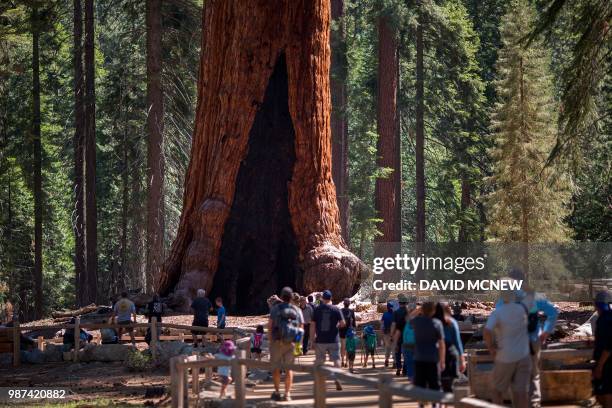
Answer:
[
  {"xmin": 215, "ymin": 340, "xmax": 236, "ymax": 398},
  {"xmin": 592, "ymin": 290, "xmax": 612, "ymax": 407}
]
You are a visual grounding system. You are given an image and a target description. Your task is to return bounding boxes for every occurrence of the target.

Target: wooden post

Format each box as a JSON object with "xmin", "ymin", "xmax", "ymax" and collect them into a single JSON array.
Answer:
[
  {"xmin": 378, "ymin": 374, "xmax": 392, "ymax": 408},
  {"xmin": 171, "ymin": 356, "xmax": 185, "ymax": 408},
  {"xmin": 151, "ymin": 317, "xmax": 158, "ymax": 362},
  {"xmin": 37, "ymin": 336, "xmax": 44, "ymax": 351},
  {"xmin": 191, "ymin": 353, "xmax": 200, "ymax": 395},
  {"xmin": 454, "ymin": 385, "xmax": 470, "ymax": 407},
  {"xmin": 205, "ymin": 366, "xmax": 213, "ymax": 382},
  {"xmin": 73, "ymin": 317, "xmax": 80, "ymax": 362},
  {"xmin": 12, "ymin": 320, "xmax": 20, "ymax": 367},
  {"xmin": 232, "ymin": 350, "xmax": 246, "ymax": 408},
  {"xmin": 313, "ymin": 365, "xmax": 326, "ymax": 408}
]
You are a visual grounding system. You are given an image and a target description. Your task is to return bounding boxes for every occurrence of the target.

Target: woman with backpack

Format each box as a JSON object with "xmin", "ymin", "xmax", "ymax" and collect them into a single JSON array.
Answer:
[
  {"xmin": 400, "ymin": 303, "xmax": 418, "ymax": 380},
  {"xmin": 434, "ymin": 302, "xmax": 466, "ymax": 393}
]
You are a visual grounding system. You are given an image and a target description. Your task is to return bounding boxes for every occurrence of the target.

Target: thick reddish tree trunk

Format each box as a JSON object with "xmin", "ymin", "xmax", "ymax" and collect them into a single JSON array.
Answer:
[
  {"xmin": 84, "ymin": 0, "xmax": 97, "ymax": 303},
  {"xmin": 157, "ymin": 0, "xmax": 363, "ymax": 313},
  {"xmin": 73, "ymin": 0, "xmax": 86, "ymax": 307},
  {"xmin": 374, "ymin": 15, "xmax": 401, "ymax": 254},
  {"xmin": 330, "ymin": 0, "xmax": 350, "ymax": 244},
  {"xmin": 146, "ymin": 0, "xmax": 165, "ymax": 294}
]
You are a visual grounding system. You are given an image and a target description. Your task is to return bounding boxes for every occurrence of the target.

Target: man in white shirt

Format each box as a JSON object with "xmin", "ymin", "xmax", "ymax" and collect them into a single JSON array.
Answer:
[{"xmin": 484, "ymin": 290, "xmax": 532, "ymax": 408}]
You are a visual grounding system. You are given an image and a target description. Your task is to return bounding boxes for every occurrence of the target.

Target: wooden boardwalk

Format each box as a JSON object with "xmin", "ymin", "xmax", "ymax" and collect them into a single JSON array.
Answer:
[{"xmin": 195, "ymin": 351, "xmax": 421, "ymax": 407}]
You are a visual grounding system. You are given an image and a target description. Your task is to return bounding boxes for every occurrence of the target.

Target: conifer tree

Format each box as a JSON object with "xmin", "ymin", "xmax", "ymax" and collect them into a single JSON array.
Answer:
[{"xmin": 487, "ymin": 0, "xmax": 571, "ymax": 270}]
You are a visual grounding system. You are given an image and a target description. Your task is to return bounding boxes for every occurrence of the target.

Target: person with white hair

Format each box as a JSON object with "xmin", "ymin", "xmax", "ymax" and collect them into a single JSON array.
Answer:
[{"xmin": 191, "ymin": 288, "xmax": 212, "ymax": 347}]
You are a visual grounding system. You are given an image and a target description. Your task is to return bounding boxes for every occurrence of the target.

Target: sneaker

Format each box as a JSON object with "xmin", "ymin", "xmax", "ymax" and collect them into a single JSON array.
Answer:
[
  {"xmin": 349, "ymin": 368, "xmax": 354, "ymax": 374},
  {"xmin": 335, "ymin": 379, "xmax": 343, "ymax": 391},
  {"xmin": 384, "ymin": 359, "xmax": 389, "ymax": 367},
  {"xmin": 271, "ymin": 391, "xmax": 281, "ymax": 401},
  {"xmin": 281, "ymin": 393, "xmax": 292, "ymax": 401}
]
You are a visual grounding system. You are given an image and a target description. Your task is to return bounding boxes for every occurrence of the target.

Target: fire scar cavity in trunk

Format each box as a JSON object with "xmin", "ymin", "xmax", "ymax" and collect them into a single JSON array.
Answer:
[{"xmin": 157, "ymin": 0, "xmax": 364, "ymax": 313}]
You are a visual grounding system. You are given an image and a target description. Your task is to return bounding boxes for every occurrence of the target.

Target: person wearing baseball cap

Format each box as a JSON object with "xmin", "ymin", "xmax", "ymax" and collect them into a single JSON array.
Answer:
[
  {"xmin": 593, "ymin": 290, "xmax": 612, "ymax": 407},
  {"xmin": 310, "ymin": 289, "xmax": 345, "ymax": 390}
]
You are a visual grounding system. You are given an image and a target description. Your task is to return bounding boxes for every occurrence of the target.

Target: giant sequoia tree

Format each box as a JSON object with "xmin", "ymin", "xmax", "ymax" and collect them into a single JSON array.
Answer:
[{"xmin": 157, "ymin": 0, "xmax": 364, "ymax": 313}]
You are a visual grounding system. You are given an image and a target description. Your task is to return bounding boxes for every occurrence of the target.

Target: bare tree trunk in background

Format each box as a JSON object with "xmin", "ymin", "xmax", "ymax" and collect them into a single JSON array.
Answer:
[
  {"xmin": 129, "ymin": 143, "xmax": 146, "ymax": 290},
  {"xmin": 415, "ymin": 11, "xmax": 426, "ymax": 243},
  {"xmin": 330, "ymin": 0, "xmax": 349, "ymax": 244},
  {"xmin": 374, "ymin": 14, "xmax": 401, "ymax": 257},
  {"xmin": 157, "ymin": 0, "xmax": 364, "ymax": 313},
  {"xmin": 84, "ymin": 0, "xmax": 97, "ymax": 304},
  {"xmin": 458, "ymin": 175, "xmax": 471, "ymax": 242},
  {"xmin": 73, "ymin": 0, "xmax": 86, "ymax": 307},
  {"xmin": 146, "ymin": 0, "xmax": 165, "ymax": 294},
  {"xmin": 32, "ymin": 8, "xmax": 43, "ymax": 319},
  {"xmin": 120, "ymin": 107, "xmax": 129, "ymax": 294}
]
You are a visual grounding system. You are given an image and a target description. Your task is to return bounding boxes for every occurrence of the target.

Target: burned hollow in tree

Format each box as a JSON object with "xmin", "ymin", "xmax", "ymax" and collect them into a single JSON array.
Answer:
[
  {"xmin": 212, "ymin": 55, "xmax": 300, "ymax": 314},
  {"xmin": 157, "ymin": 0, "xmax": 364, "ymax": 314}
]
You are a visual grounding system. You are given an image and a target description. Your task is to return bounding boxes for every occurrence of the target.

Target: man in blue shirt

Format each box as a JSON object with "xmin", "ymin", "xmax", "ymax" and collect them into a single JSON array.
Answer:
[{"xmin": 498, "ymin": 268, "xmax": 559, "ymax": 408}]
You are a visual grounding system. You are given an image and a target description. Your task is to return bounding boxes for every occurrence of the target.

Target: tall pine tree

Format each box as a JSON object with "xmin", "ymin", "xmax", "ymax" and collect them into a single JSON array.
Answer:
[{"xmin": 487, "ymin": 0, "xmax": 571, "ymax": 276}]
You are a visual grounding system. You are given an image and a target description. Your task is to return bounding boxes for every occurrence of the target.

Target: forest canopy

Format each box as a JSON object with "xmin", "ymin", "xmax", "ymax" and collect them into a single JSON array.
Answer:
[{"xmin": 0, "ymin": 0, "xmax": 609, "ymax": 319}]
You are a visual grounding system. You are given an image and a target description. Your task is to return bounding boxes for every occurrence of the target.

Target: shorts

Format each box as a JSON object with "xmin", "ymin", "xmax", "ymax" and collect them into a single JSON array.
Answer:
[
  {"xmin": 492, "ymin": 355, "xmax": 532, "ymax": 394},
  {"xmin": 270, "ymin": 341, "xmax": 295, "ymax": 366},
  {"xmin": 117, "ymin": 320, "xmax": 133, "ymax": 331},
  {"xmin": 192, "ymin": 319, "xmax": 208, "ymax": 334},
  {"xmin": 251, "ymin": 347, "xmax": 262, "ymax": 354},
  {"xmin": 219, "ymin": 375, "xmax": 230, "ymax": 385},
  {"xmin": 346, "ymin": 351, "xmax": 356, "ymax": 361},
  {"xmin": 315, "ymin": 342, "xmax": 341, "ymax": 364}
]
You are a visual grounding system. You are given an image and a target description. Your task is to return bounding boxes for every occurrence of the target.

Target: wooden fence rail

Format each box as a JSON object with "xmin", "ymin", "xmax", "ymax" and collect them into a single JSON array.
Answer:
[
  {"xmin": 0, "ymin": 318, "xmax": 253, "ymax": 367},
  {"xmin": 169, "ymin": 353, "xmax": 502, "ymax": 408}
]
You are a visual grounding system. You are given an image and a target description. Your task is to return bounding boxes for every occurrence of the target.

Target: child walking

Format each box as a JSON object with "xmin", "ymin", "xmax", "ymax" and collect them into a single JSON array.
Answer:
[
  {"xmin": 250, "ymin": 325, "xmax": 265, "ymax": 360},
  {"xmin": 345, "ymin": 328, "xmax": 358, "ymax": 373},
  {"xmin": 215, "ymin": 340, "xmax": 236, "ymax": 398},
  {"xmin": 362, "ymin": 325, "xmax": 377, "ymax": 368}
]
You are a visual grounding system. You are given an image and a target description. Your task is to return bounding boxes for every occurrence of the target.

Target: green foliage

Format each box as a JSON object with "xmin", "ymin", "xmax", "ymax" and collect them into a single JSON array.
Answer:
[{"xmin": 486, "ymin": 0, "xmax": 571, "ymax": 243}]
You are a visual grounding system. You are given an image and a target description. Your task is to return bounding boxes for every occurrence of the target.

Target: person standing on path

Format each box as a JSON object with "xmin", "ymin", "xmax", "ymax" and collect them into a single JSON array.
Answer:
[
  {"xmin": 592, "ymin": 290, "xmax": 612, "ymax": 408},
  {"xmin": 434, "ymin": 302, "xmax": 465, "ymax": 393},
  {"xmin": 112, "ymin": 292, "xmax": 137, "ymax": 346},
  {"xmin": 411, "ymin": 301, "xmax": 445, "ymax": 392},
  {"xmin": 381, "ymin": 302, "xmax": 395, "ymax": 367},
  {"xmin": 501, "ymin": 268, "xmax": 558, "ymax": 408},
  {"xmin": 340, "ymin": 298, "xmax": 356, "ymax": 367},
  {"xmin": 268, "ymin": 287, "xmax": 304, "ymax": 402},
  {"xmin": 145, "ymin": 293, "xmax": 165, "ymax": 345},
  {"xmin": 310, "ymin": 289, "xmax": 346, "ymax": 391},
  {"xmin": 391, "ymin": 293, "xmax": 410, "ymax": 376},
  {"xmin": 484, "ymin": 290, "xmax": 532, "ymax": 408},
  {"xmin": 300, "ymin": 296, "xmax": 314, "ymax": 354},
  {"xmin": 191, "ymin": 289, "xmax": 212, "ymax": 347}
]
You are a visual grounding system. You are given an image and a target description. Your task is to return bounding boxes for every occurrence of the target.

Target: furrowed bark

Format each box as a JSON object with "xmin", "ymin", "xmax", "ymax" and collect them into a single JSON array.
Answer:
[{"xmin": 157, "ymin": 0, "xmax": 364, "ymax": 312}]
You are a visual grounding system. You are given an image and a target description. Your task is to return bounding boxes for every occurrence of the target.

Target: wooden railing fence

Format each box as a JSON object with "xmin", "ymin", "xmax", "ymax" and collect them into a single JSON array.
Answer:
[{"xmin": 169, "ymin": 351, "xmax": 504, "ymax": 408}]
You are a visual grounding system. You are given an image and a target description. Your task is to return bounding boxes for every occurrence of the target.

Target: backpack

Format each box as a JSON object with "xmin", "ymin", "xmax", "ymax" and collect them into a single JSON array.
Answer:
[
  {"xmin": 365, "ymin": 332, "xmax": 377, "ymax": 351},
  {"xmin": 252, "ymin": 333, "xmax": 264, "ymax": 349},
  {"xmin": 402, "ymin": 320, "xmax": 415, "ymax": 345},
  {"xmin": 273, "ymin": 304, "xmax": 303, "ymax": 343},
  {"xmin": 346, "ymin": 336, "xmax": 357, "ymax": 353}
]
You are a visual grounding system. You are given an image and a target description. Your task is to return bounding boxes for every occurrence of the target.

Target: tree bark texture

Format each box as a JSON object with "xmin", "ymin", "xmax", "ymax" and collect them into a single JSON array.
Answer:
[
  {"xmin": 330, "ymin": 0, "xmax": 350, "ymax": 244},
  {"xmin": 157, "ymin": 0, "xmax": 364, "ymax": 312},
  {"xmin": 32, "ymin": 9, "xmax": 43, "ymax": 319},
  {"xmin": 84, "ymin": 0, "xmax": 97, "ymax": 304},
  {"xmin": 374, "ymin": 15, "xmax": 401, "ymax": 253},
  {"xmin": 146, "ymin": 0, "xmax": 165, "ymax": 294},
  {"xmin": 73, "ymin": 0, "xmax": 86, "ymax": 307},
  {"xmin": 458, "ymin": 175, "xmax": 471, "ymax": 242},
  {"xmin": 415, "ymin": 13, "xmax": 426, "ymax": 243}
]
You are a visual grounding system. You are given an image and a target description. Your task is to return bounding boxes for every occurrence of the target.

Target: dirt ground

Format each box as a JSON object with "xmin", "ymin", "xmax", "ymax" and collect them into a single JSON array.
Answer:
[{"xmin": 2, "ymin": 301, "xmax": 597, "ymax": 407}]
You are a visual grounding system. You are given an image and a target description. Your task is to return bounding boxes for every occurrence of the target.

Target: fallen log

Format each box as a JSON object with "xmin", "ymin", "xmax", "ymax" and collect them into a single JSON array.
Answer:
[{"xmin": 51, "ymin": 303, "xmax": 98, "ymax": 318}]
